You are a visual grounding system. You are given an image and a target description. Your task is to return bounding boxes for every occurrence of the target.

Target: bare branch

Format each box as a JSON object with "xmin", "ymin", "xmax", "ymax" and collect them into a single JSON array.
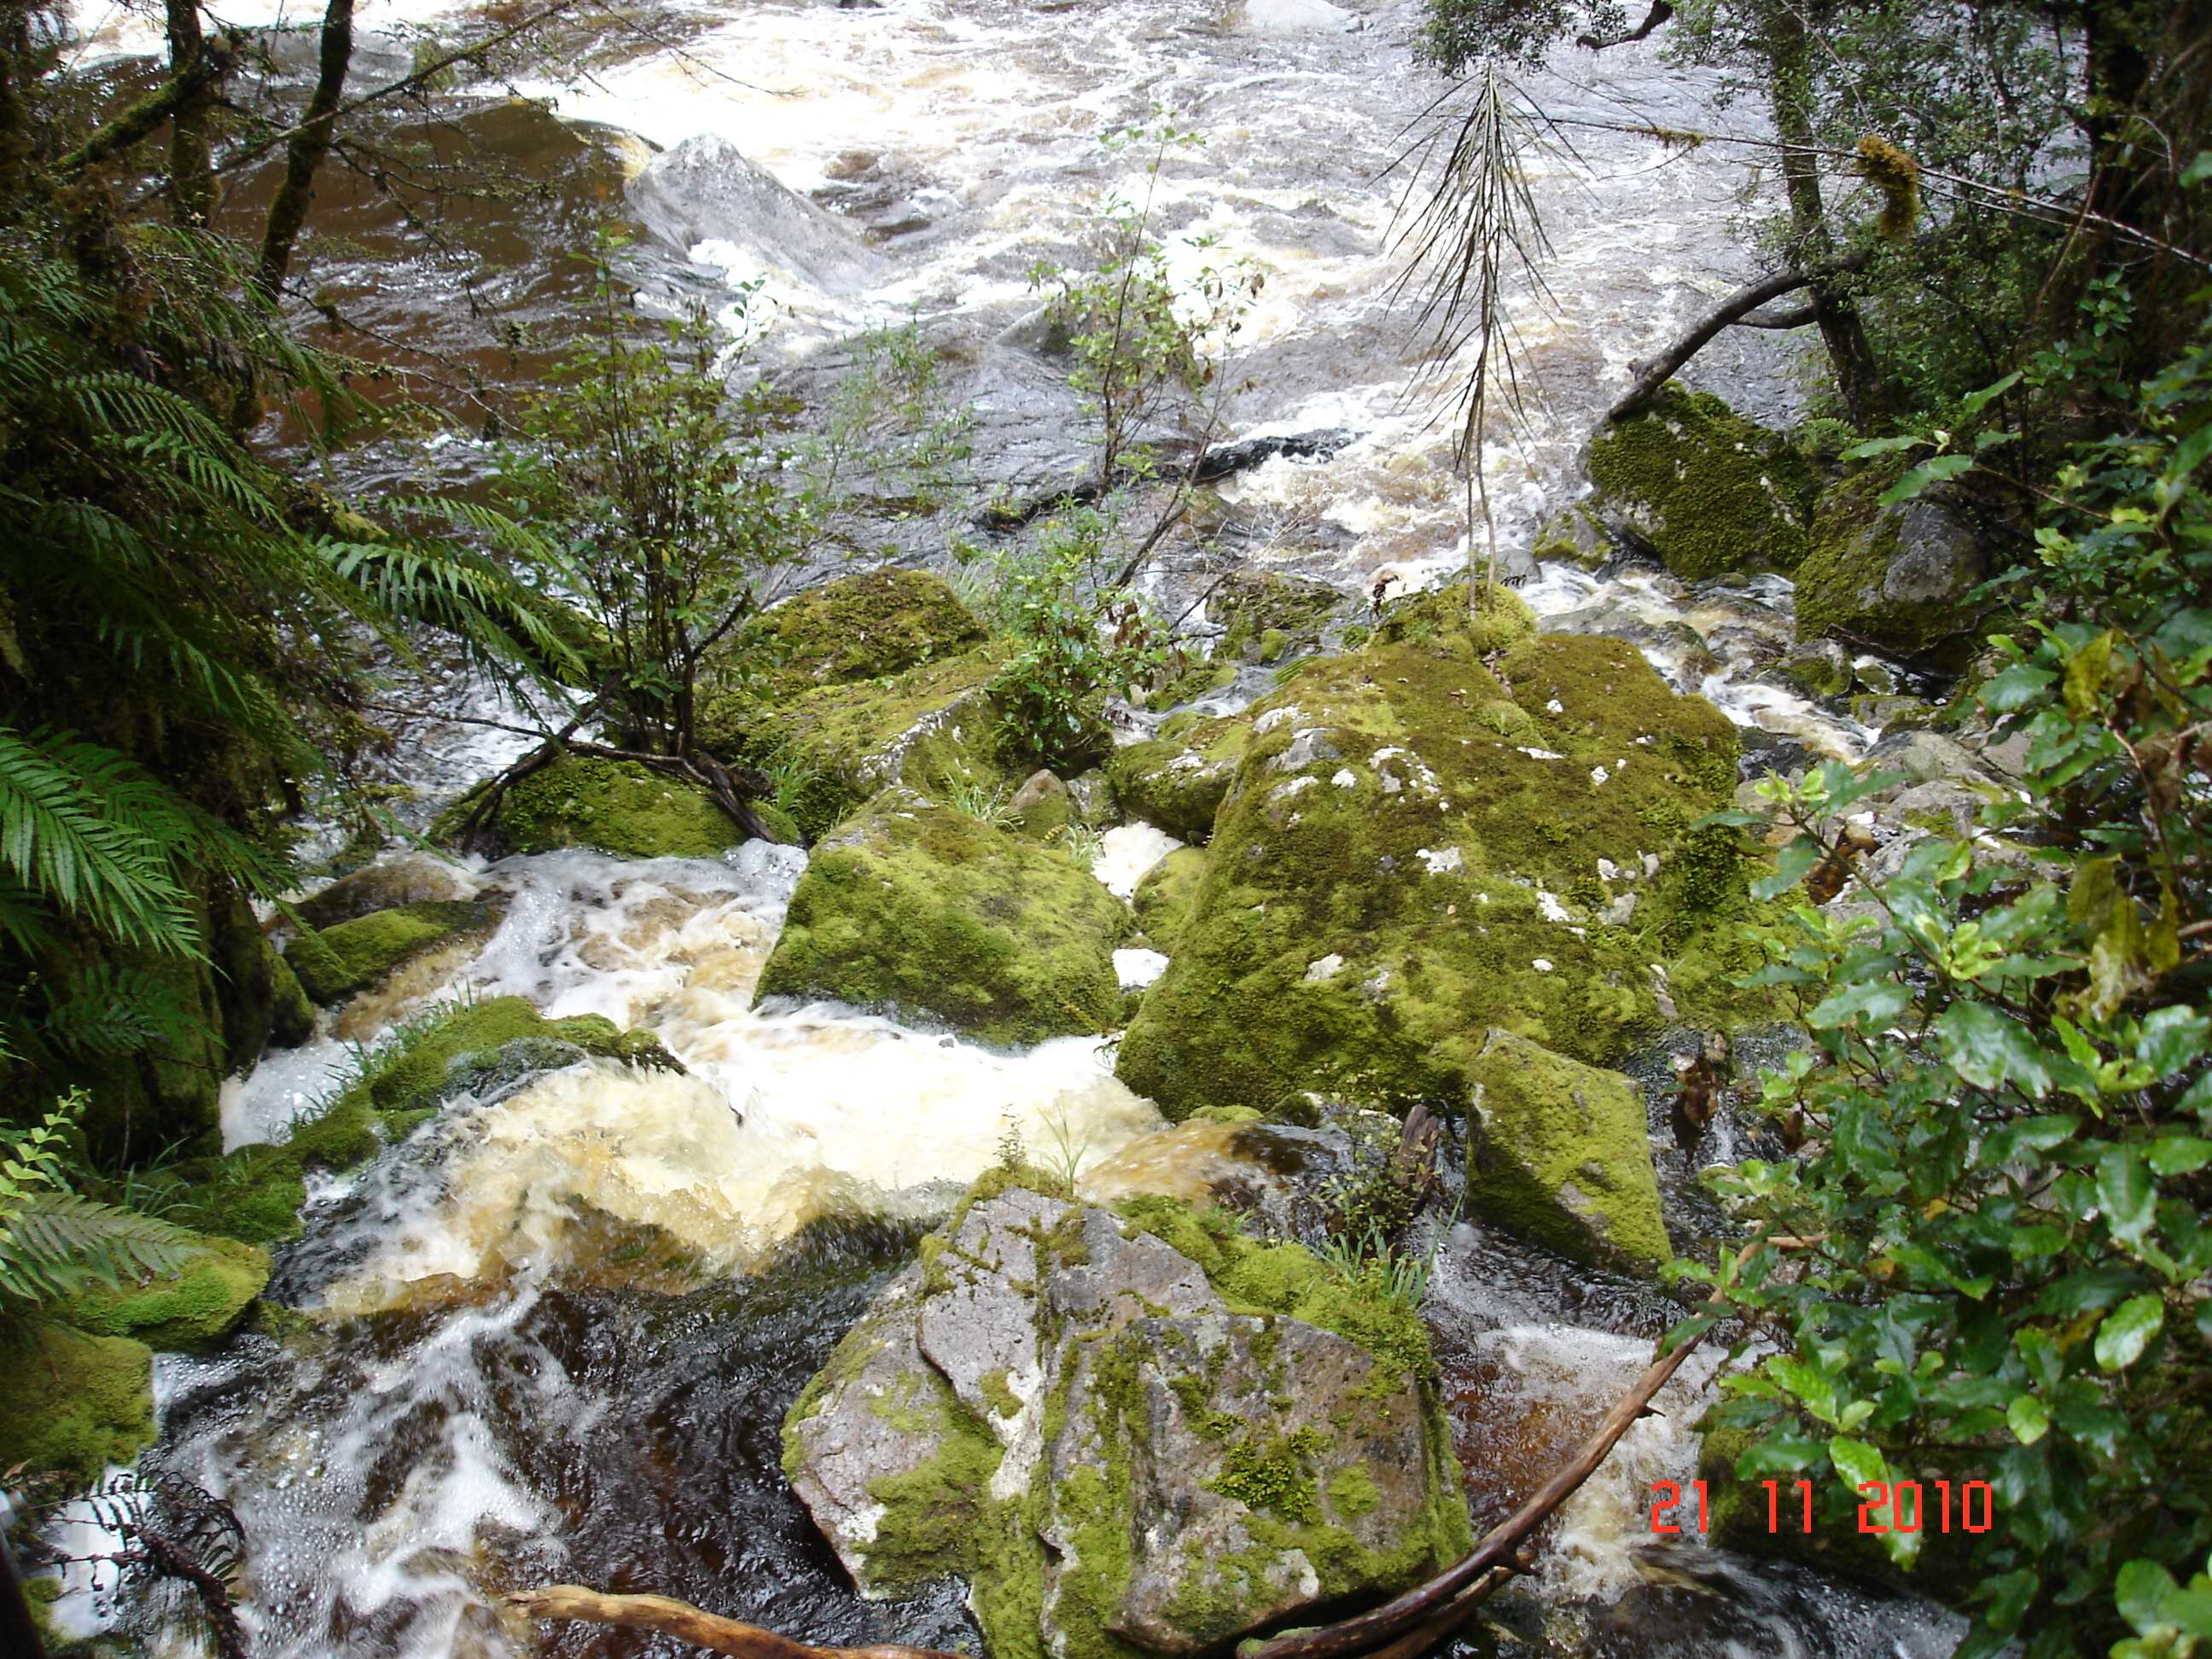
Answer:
[
  {"xmin": 507, "ymin": 1585, "xmax": 964, "ymax": 1659},
  {"xmin": 1608, "ymin": 251, "xmax": 1870, "ymax": 422},
  {"xmin": 1577, "ymin": 1, "xmax": 1674, "ymax": 50}
]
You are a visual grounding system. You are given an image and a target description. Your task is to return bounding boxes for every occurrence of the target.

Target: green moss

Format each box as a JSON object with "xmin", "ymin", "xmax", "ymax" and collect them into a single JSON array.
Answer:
[
  {"xmin": 1115, "ymin": 613, "xmax": 1741, "ymax": 1121},
  {"xmin": 468, "ymin": 754, "xmax": 750, "ymax": 860},
  {"xmin": 0, "ymin": 1323, "xmax": 154, "ymax": 1487},
  {"xmin": 861, "ymin": 1374, "xmax": 1009, "ymax": 1590},
  {"xmin": 1105, "ymin": 715, "xmax": 1253, "ymax": 843},
  {"xmin": 979, "ymin": 1367, "xmax": 1022, "ymax": 1419},
  {"xmin": 755, "ymin": 788, "xmax": 1129, "ymax": 1046},
  {"xmin": 1462, "ymin": 1027, "xmax": 1668, "ymax": 1268},
  {"xmin": 1530, "ymin": 502, "xmax": 1612, "ymax": 571},
  {"xmin": 1209, "ymin": 1425, "xmax": 1327, "ymax": 1521},
  {"xmin": 1186, "ymin": 1103, "xmax": 1263, "ymax": 1126},
  {"xmin": 1329, "ymin": 1463, "xmax": 1382, "ymax": 1517},
  {"xmin": 60, "ymin": 1233, "xmax": 268, "ymax": 1352},
  {"xmin": 709, "ymin": 568, "xmax": 986, "ymax": 710},
  {"xmin": 285, "ymin": 899, "xmax": 489, "ymax": 1004},
  {"xmin": 1214, "ymin": 572, "xmax": 1343, "ymax": 663},
  {"xmin": 1131, "ymin": 846, "xmax": 1208, "ymax": 954},
  {"xmin": 1586, "ymin": 386, "xmax": 1819, "ymax": 579},
  {"xmin": 706, "ymin": 643, "xmax": 1018, "ymax": 841}
]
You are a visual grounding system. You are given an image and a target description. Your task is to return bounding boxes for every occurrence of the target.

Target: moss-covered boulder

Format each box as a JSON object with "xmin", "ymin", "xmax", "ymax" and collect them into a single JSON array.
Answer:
[
  {"xmin": 447, "ymin": 754, "xmax": 751, "ymax": 862},
  {"xmin": 0, "ymin": 1324, "xmax": 154, "ymax": 1487},
  {"xmin": 707, "ymin": 643, "xmax": 1020, "ymax": 842},
  {"xmin": 755, "ymin": 789, "xmax": 1128, "ymax": 1045},
  {"xmin": 283, "ymin": 898, "xmax": 495, "ymax": 1005},
  {"xmin": 711, "ymin": 568, "xmax": 986, "ymax": 709},
  {"xmin": 1530, "ymin": 501, "xmax": 1614, "ymax": 571},
  {"xmin": 1461, "ymin": 1027, "xmax": 1667, "ymax": 1267},
  {"xmin": 783, "ymin": 1185, "xmax": 1470, "ymax": 1659},
  {"xmin": 1794, "ymin": 474, "xmax": 1987, "ymax": 656},
  {"xmin": 1132, "ymin": 847, "xmax": 1208, "ymax": 954},
  {"xmin": 1213, "ymin": 570, "xmax": 1345, "ymax": 662},
  {"xmin": 60, "ymin": 1233, "xmax": 270, "ymax": 1352},
  {"xmin": 1115, "ymin": 583, "xmax": 1755, "ymax": 1134},
  {"xmin": 295, "ymin": 852, "xmax": 480, "ymax": 930},
  {"xmin": 1585, "ymin": 386, "xmax": 1820, "ymax": 579},
  {"xmin": 1105, "ymin": 712, "xmax": 1253, "ymax": 843}
]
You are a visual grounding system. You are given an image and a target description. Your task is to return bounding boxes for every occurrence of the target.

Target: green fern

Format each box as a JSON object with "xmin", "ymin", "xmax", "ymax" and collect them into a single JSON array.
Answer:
[{"xmin": 0, "ymin": 1095, "xmax": 199, "ymax": 1311}]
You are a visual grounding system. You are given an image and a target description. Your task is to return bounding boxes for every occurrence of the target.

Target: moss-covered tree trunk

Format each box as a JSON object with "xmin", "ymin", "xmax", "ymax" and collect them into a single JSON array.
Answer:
[
  {"xmin": 164, "ymin": 0, "xmax": 218, "ymax": 226},
  {"xmin": 250, "ymin": 0, "xmax": 352, "ymax": 300}
]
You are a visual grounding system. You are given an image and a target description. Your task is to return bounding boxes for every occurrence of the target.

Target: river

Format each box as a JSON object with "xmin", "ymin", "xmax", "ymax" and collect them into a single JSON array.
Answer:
[{"xmin": 48, "ymin": 0, "xmax": 1955, "ymax": 1653}]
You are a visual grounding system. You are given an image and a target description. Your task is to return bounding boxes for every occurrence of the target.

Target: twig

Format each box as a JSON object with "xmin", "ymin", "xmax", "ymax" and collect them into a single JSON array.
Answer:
[{"xmin": 507, "ymin": 1586, "xmax": 963, "ymax": 1659}]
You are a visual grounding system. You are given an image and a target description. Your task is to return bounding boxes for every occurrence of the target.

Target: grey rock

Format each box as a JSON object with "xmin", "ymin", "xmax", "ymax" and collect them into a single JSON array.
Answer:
[
  {"xmin": 1884, "ymin": 500, "xmax": 1984, "ymax": 607},
  {"xmin": 1043, "ymin": 1313, "xmax": 1441, "ymax": 1655},
  {"xmin": 784, "ymin": 1190, "xmax": 1464, "ymax": 1652},
  {"xmin": 1864, "ymin": 729, "xmax": 2002, "ymax": 788},
  {"xmin": 628, "ymin": 135, "xmax": 886, "ymax": 296}
]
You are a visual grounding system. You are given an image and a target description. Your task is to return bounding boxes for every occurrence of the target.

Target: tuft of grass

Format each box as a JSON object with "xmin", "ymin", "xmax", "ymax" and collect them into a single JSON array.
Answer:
[
  {"xmin": 945, "ymin": 779, "xmax": 1021, "ymax": 830},
  {"xmin": 1054, "ymin": 821, "xmax": 1105, "ymax": 870}
]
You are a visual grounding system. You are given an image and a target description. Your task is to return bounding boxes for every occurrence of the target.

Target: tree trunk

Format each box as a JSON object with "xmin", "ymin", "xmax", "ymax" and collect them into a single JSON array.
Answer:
[
  {"xmin": 164, "ymin": 0, "xmax": 218, "ymax": 225},
  {"xmin": 250, "ymin": 0, "xmax": 352, "ymax": 300},
  {"xmin": 1763, "ymin": 3, "xmax": 1888, "ymax": 427}
]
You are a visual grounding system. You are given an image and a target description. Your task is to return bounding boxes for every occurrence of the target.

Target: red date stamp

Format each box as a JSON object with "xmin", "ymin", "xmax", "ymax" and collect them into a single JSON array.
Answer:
[{"xmin": 1649, "ymin": 1478, "xmax": 1996, "ymax": 1534}]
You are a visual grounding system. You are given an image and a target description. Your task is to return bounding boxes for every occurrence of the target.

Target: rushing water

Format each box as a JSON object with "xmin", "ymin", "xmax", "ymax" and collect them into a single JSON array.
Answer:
[{"xmin": 40, "ymin": 0, "xmax": 1970, "ymax": 1652}]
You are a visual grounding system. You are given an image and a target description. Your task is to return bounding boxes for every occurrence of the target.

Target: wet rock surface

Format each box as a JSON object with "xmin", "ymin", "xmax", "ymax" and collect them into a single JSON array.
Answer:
[{"xmin": 783, "ymin": 1186, "xmax": 1469, "ymax": 1659}]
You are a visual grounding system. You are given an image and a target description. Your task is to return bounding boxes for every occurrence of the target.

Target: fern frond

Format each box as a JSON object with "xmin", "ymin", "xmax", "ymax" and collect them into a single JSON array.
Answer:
[
  {"xmin": 0, "ymin": 725, "xmax": 204, "ymax": 958},
  {"xmin": 0, "ymin": 1191, "xmax": 201, "ymax": 1304}
]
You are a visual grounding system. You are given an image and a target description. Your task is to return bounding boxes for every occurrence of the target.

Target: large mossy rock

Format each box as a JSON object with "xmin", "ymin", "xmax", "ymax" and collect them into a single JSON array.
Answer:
[
  {"xmin": 1794, "ymin": 474, "xmax": 1987, "ymax": 656},
  {"xmin": 707, "ymin": 643, "xmax": 1020, "ymax": 842},
  {"xmin": 783, "ymin": 1184, "xmax": 1470, "ymax": 1659},
  {"xmin": 296, "ymin": 852, "xmax": 480, "ymax": 931},
  {"xmin": 721, "ymin": 568, "xmax": 987, "ymax": 707},
  {"xmin": 452, "ymin": 754, "xmax": 752, "ymax": 862},
  {"xmin": 1105, "ymin": 713, "xmax": 1252, "ymax": 843},
  {"xmin": 0, "ymin": 1324, "xmax": 154, "ymax": 1487},
  {"xmin": 1462, "ymin": 1028, "xmax": 1667, "ymax": 1268},
  {"xmin": 284, "ymin": 897, "xmax": 497, "ymax": 1005},
  {"xmin": 1115, "ymin": 585, "xmax": 1751, "ymax": 1137},
  {"xmin": 59, "ymin": 1233, "xmax": 271, "ymax": 1352},
  {"xmin": 1585, "ymin": 386, "xmax": 1819, "ymax": 579},
  {"xmin": 755, "ymin": 789, "xmax": 1128, "ymax": 1045}
]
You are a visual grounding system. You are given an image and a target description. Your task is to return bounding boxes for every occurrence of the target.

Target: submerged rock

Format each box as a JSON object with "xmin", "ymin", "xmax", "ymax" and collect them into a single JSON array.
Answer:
[
  {"xmin": 1585, "ymin": 387, "xmax": 1819, "ymax": 580},
  {"xmin": 755, "ymin": 787, "xmax": 1129, "ymax": 1045},
  {"xmin": 1794, "ymin": 474, "xmax": 1987, "ymax": 656},
  {"xmin": 783, "ymin": 1184, "xmax": 1470, "ymax": 1659}
]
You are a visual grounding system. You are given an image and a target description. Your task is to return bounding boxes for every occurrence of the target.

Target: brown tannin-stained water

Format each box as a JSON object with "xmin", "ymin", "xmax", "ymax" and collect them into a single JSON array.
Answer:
[{"xmin": 49, "ymin": 0, "xmax": 1966, "ymax": 1653}]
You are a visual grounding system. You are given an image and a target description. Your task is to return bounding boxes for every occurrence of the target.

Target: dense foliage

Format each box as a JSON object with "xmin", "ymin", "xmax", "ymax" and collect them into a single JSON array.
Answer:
[{"xmin": 1685, "ymin": 300, "xmax": 2212, "ymax": 1655}]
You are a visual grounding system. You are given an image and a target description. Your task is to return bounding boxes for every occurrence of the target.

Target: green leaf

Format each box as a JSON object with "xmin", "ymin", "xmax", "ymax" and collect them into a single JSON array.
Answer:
[
  {"xmin": 2006, "ymin": 1394, "xmax": 2050, "ymax": 1444},
  {"xmin": 1879, "ymin": 452, "xmax": 1974, "ymax": 506},
  {"xmin": 2098, "ymin": 1144, "xmax": 2157, "ymax": 1247},
  {"xmin": 1958, "ymin": 371, "xmax": 2023, "ymax": 420},
  {"xmin": 2095, "ymin": 1295, "xmax": 2165, "ymax": 1371},
  {"xmin": 2183, "ymin": 150, "xmax": 2212, "ymax": 187},
  {"xmin": 2148, "ymin": 1136, "xmax": 2212, "ymax": 1178},
  {"xmin": 1828, "ymin": 1434, "xmax": 1889, "ymax": 1490},
  {"xmin": 1809, "ymin": 980, "xmax": 1910, "ymax": 1030},
  {"xmin": 1936, "ymin": 1001, "xmax": 2052, "ymax": 1097},
  {"xmin": 2116, "ymin": 1559, "xmax": 2181, "ymax": 1634},
  {"xmin": 1842, "ymin": 434, "xmax": 1931, "ymax": 458},
  {"xmin": 1981, "ymin": 662, "xmax": 2057, "ymax": 713}
]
